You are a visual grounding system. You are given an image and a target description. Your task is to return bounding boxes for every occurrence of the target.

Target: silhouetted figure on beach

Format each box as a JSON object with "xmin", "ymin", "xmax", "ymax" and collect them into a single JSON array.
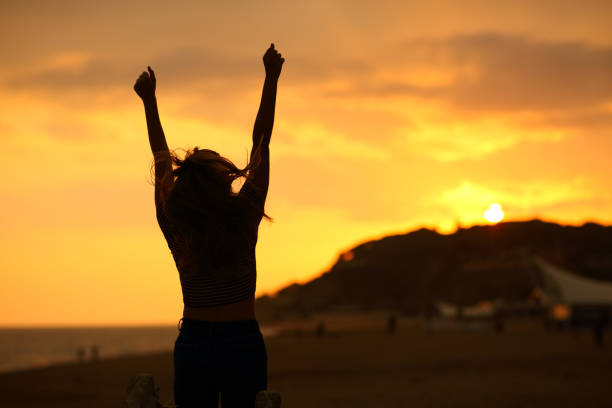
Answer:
[
  {"xmin": 76, "ymin": 346, "xmax": 86, "ymax": 362},
  {"xmin": 89, "ymin": 345, "xmax": 99, "ymax": 362},
  {"xmin": 134, "ymin": 43, "xmax": 284, "ymax": 408}
]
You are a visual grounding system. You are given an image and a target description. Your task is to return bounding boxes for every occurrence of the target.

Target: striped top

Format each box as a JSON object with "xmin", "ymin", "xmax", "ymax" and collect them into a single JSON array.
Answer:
[
  {"xmin": 156, "ymin": 206, "xmax": 260, "ymax": 308},
  {"xmin": 178, "ymin": 266, "xmax": 256, "ymax": 308}
]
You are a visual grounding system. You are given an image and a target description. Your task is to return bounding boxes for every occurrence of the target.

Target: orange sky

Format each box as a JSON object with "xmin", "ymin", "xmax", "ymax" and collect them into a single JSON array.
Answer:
[{"xmin": 1, "ymin": 0, "xmax": 612, "ymax": 326}]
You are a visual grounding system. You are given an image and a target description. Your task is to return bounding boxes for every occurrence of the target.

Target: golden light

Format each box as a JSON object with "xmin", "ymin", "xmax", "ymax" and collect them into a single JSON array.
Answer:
[
  {"xmin": 484, "ymin": 203, "xmax": 504, "ymax": 223},
  {"xmin": 342, "ymin": 251, "xmax": 355, "ymax": 262},
  {"xmin": 551, "ymin": 304, "xmax": 571, "ymax": 321}
]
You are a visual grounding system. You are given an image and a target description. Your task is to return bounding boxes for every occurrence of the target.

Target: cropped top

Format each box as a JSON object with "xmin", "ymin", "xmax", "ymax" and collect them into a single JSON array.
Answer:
[{"xmin": 156, "ymin": 206, "xmax": 260, "ymax": 308}]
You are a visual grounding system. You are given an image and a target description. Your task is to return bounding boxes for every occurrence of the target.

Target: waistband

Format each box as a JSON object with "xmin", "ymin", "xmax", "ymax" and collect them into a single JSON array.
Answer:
[{"xmin": 178, "ymin": 317, "xmax": 259, "ymax": 331}]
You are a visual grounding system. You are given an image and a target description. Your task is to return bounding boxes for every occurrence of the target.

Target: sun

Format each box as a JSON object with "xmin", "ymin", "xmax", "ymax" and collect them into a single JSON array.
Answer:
[{"xmin": 484, "ymin": 203, "xmax": 504, "ymax": 223}]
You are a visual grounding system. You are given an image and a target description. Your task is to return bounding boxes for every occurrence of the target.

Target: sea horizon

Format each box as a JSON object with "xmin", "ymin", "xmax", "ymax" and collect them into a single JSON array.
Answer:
[{"xmin": 0, "ymin": 324, "xmax": 279, "ymax": 373}]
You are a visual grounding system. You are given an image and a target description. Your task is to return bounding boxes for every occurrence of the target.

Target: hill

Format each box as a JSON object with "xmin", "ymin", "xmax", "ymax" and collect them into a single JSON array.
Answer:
[{"xmin": 256, "ymin": 220, "xmax": 612, "ymax": 321}]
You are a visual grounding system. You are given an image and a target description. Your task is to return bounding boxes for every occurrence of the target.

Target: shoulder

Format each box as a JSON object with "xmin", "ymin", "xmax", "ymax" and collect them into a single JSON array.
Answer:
[{"xmin": 238, "ymin": 177, "xmax": 267, "ymax": 210}]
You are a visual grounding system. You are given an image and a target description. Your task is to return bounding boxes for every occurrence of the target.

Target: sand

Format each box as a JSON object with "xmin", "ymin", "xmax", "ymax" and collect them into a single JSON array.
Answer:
[{"xmin": 1, "ymin": 319, "xmax": 611, "ymax": 407}]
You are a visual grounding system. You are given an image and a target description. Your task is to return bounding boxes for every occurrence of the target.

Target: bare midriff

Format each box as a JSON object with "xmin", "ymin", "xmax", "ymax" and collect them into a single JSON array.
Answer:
[{"xmin": 182, "ymin": 297, "xmax": 255, "ymax": 321}]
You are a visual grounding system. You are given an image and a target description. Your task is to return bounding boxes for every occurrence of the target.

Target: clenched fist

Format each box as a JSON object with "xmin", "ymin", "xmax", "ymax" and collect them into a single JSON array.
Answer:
[
  {"xmin": 263, "ymin": 43, "xmax": 284, "ymax": 79},
  {"xmin": 134, "ymin": 66, "xmax": 156, "ymax": 100}
]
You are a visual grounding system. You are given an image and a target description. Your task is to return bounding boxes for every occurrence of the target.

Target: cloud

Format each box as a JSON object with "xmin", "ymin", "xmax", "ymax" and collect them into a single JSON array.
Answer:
[
  {"xmin": 521, "ymin": 107, "xmax": 612, "ymax": 130},
  {"xmin": 0, "ymin": 121, "xmax": 11, "ymax": 134},
  {"xmin": 330, "ymin": 33, "xmax": 612, "ymax": 113},
  {"xmin": 438, "ymin": 178, "xmax": 604, "ymax": 226},
  {"xmin": 274, "ymin": 120, "xmax": 390, "ymax": 162},
  {"xmin": 0, "ymin": 178, "xmax": 154, "ymax": 230},
  {"xmin": 5, "ymin": 56, "xmax": 127, "ymax": 92},
  {"xmin": 12, "ymin": 32, "xmax": 611, "ymax": 116},
  {"xmin": 3, "ymin": 49, "xmax": 255, "ymax": 93},
  {"xmin": 399, "ymin": 116, "xmax": 565, "ymax": 162},
  {"xmin": 2, "ymin": 46, "xmax": 370, "ymax": 96},
  {"xmin": 438, "ymin": 33, "xmax": 612, "ymax": 112},
  {"xmin": 4, "ymin": 32, "xmax": 610, "ymax": 163},
  {"xmin": 43, "ymin": 117, "xmax": 122, "ymax": 142}
]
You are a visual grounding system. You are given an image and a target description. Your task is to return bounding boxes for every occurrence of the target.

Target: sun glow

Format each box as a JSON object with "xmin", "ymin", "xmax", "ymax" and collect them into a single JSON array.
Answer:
[{"xmin": 484, "ymin": 203, "xmax": 504, "ymax": 223}]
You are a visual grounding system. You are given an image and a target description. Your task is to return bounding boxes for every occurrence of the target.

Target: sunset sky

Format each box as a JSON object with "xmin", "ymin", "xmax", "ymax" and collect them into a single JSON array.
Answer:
[{"xmin": 1, "ymin": 0, "xmax": 611, "ymax": 326}]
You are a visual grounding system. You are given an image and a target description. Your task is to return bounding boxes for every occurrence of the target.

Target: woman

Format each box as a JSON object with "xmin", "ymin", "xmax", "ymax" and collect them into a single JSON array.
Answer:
[{"xmin": 133, "ymin": 43, "xmax": 284, "ymax": 407}]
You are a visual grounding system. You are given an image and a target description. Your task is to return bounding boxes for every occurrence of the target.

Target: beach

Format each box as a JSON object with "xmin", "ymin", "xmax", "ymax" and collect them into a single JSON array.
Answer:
[{"xmin": 1, "ymin": 318, "xmax": 610, "ymax": 407}]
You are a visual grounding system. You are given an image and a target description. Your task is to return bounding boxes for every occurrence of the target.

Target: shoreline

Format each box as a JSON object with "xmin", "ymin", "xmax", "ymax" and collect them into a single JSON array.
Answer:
[
  {"xmin": 0, "ymin": 348, "xmax": 173, "ymax": 376},
  {"xmin": 0, "ymin": 312, "xmax": 400, "ymax": 374},
  {"xmin": 1, "ymin": 320, "xmax": 611, "ymax": 407}
]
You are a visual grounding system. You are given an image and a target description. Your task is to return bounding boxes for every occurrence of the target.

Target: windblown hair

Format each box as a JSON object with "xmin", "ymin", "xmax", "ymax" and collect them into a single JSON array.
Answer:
[{"xmin": 150, "ymin": 144, "xmax": 269, "ymax": 280}]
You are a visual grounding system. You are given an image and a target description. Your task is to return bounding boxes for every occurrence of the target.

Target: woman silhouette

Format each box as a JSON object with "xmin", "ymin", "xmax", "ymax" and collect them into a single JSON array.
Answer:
[{"xmin": 134, "ymin": 43, "xmax": 284, "ymax": 407}]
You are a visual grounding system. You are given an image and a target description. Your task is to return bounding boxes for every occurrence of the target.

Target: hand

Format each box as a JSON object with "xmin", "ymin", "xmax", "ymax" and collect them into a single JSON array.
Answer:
[
  {"xmin": 263, "ymin": 43, "xmax": 284, "ymax": 79},
  {"xmin": 134, "ymin": 66, "xmax": 157, "ymax": 100}
]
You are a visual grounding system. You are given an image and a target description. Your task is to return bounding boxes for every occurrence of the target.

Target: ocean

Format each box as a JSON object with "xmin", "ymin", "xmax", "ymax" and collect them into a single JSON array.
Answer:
[{"xmin": 0, "ymin": 325, "xmax": 277, "ymax": 373}]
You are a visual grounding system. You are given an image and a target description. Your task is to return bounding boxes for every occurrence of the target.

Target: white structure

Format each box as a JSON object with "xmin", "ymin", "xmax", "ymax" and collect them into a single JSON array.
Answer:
[
  {"xmin": 534, "ymin": 256, "xmax": 612, "ymax": 305},
  {"xmin": 534, "ymin": 256, "xmax": 612, "ymax": 326}
]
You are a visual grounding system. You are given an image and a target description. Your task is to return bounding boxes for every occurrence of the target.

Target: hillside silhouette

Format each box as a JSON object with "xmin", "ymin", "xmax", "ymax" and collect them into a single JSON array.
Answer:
[{"xmin": 256, "ymin": 220, "xmax": 612, "ymax": 321}]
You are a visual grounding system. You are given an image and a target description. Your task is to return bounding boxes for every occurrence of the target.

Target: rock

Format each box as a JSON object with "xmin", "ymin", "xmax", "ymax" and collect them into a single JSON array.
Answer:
[
  {"xmin": 122, "ymin": 373, "xmax": 280, "ymax": 408},
  {"xmin": 121, "ymin": 373, "xmax": 163, "ymax": 408},
  {"xmin": 255, "ymin": 390, "xmax": 281, "ymax": 408}
]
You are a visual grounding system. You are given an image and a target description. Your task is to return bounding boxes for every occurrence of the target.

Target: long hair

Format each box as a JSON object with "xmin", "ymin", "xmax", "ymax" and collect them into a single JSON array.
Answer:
[{"xmin": 150, "ymin": 142, "xmax": 270, "ymax": 280}]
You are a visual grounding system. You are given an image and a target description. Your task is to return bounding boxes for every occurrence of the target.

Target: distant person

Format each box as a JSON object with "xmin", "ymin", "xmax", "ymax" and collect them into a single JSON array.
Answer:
[
  {"xmin": 89, "ymin": 345, "xmax": 99, "ymax": 362},
  {"xmin": 76, "ymin": 346, "xmax": 86, "ymax": 362},
  {"xmin": 134, "ymin": 43, "xmax": 284, "ymax": 407}
]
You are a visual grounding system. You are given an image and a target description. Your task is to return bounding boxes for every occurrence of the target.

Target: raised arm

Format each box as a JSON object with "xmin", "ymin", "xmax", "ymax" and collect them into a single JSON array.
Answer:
[
  {"xmin": 134, "ymin": 67, "xmax": 173, "ymax": 212},
  {"xmin": 241, "ymin": 44, "xmax": 284, "ymax": 208}
]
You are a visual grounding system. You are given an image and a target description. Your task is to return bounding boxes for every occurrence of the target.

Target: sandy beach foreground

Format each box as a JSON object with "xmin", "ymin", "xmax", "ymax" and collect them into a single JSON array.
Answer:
[{"xmin": 1, "ymin": 319, "xmax": 610, "ymax": 407}]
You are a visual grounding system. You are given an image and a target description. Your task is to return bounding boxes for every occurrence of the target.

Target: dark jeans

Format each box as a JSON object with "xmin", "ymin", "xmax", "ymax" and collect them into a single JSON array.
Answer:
[{"xmin": 173, "ymin": 318, "xmax": 267, "ymax": 408}]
